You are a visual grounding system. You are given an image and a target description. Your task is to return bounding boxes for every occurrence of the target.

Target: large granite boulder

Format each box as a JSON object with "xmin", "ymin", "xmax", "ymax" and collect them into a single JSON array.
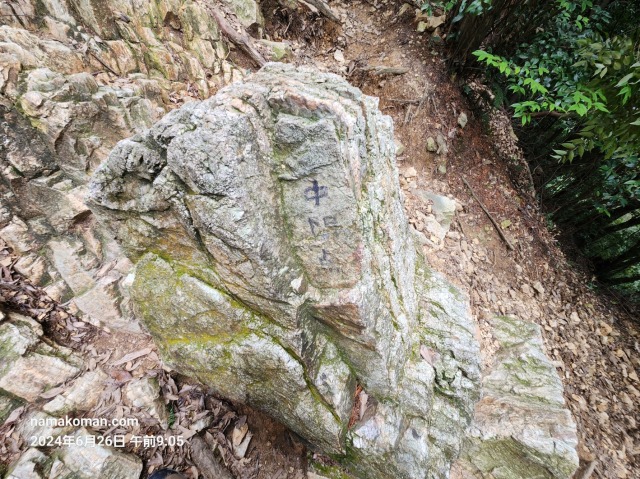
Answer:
[{"xmin": 88, "ymin": 63, "xmax": 578, "ymax": 478}]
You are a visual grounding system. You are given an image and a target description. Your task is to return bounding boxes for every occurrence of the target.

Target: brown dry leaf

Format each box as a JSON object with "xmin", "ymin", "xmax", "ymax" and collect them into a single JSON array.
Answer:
[
  {"xmin": 232, "ymin": 423, "xmax": 249, "ymax": 447},
  {"xmin": 110, "ymin": 370, "xmax": 133, "ymax": 382},
  {"xmin": 178, "ymin": 425, "xmax": 197, "ymax": 440},
  {"xmin": 111, "ymin": 347, "xmax": 153, "ymax": 366},
  {"xmin": 3, "ymin": 407, "xmax": 25, "ymax": 425},
  {"xmin": 40, "ymin": 386, "xmax": 66, "ymax": 399}
]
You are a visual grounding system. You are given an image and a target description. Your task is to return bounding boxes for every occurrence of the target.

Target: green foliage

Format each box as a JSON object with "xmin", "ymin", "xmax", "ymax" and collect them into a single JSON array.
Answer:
[
  {"xmin": 570, "ymin": 36, "xmax": 640, "ymax": 161},
  {"xmin": 469, "ymin": 0, "xmax": 639, "ymax": 204},
  {"xmin": 470, "ymin": 1, "xmax": 619, "ymax": 128},
  {"xmin": 451, "ymin": 0, "xmax": 492, "ymax": 21},
  {"xmin": 450, "ymin": 0, "xmax": 640, "ymax": 295},
  {"xmin": 472, "ymin": 48, "xmax": 611, "ymax": 126},
  {"xmin": 421, "ymin": 0, "xmax": 456, "ymax": 15}
]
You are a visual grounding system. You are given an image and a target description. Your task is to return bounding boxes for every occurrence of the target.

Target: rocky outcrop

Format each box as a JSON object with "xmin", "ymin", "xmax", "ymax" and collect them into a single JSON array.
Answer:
[
  {"xmin": 0, "ymin": 1, "xmax": 579, "ymax": 473},
  {"xmin": 453, "ymin": 316, "xmax": 579, "ymax": 479},
  {"xmin": 0, "ymin": 0, "xmax": 239, "ymax": 331},
  {"xmin": 6, "ymin": 437, "xmax": 143, "ymax": 479},
  {"xmin": 88, "ymin": 63, "xmax": 579, "ymax": 478},
  {"xmin": 0, "ymin": 307, "xmax": 148, "ymax": 479},
  {"xmin": 0, "ymin": 312, "xmax": 82, "ymax": 403},
  {"xmin": 0, "ymin": 0, "xmax": 249, "ymax": 97},
  {"xmin": 88, "ymin": 62, "xmax": 479, "ymax": 477}
]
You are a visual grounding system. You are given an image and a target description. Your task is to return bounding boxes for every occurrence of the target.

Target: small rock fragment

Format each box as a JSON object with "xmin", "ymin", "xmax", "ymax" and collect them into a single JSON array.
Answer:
[
  {"xmin": 532, "ymin": 281, "xmax": 545, "ymax": 295},
  {"xmin": 436, "ymin": 133, "xmax": 448, "ymax": 155},
  {"xmin": 458, "ymin": 112, "xmax": 468, "ymax": 128},
  {"xmin": 404, "ymin": 166, "xmax": 417, "ymax": 178},
  {"xmin": 232, "ymin": 421, "xmax": 249, "ymax": 447},
  {"xmin": 258, "ymin": 40, "xmax": 293, "ymax": 62}
]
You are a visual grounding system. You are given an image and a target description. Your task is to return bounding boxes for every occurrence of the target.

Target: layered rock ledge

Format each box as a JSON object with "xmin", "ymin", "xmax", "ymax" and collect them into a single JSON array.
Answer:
[{"xmin": 88, "ymin": 63, "xmax": 578, "ymax": 478}]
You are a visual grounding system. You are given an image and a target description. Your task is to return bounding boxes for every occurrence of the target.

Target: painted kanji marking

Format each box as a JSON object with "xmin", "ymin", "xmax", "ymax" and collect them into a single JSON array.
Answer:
[
  {"xmin": 304, "ymin": 180, "xmax": 328, "ymax": 206},
  {"xmin": 323, "ymin": 215, "xmax": 338, "ymax": 227},
  {"xmin": 308, "ymin": 217, "xmax": 321, "ymax": 236}
]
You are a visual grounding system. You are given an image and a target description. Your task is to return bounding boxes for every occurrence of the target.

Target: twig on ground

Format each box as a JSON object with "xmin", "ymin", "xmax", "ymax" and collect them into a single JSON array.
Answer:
[
  {"xmin": 456, "ymin": 218, "xmax": 469, "ymax": 238},
  {"xmin": 409, "ymin": 88, "xmax": 429, "ymax": 123},
  {"xmin": 190, "ymin": 435, "xmax": 234, "ymax": 479},
  {"xmin": 88, "ymin": 51, "xmax": 119, "ymax": 76},
  {"xmin": 429, "ymin": 93, "xmax": 439, "ymax": 115},
  {"xmin": 386, "ymin": 98, "xmax": 421, "ymax": 104},
  {"xmin": 360, "ymin": 65, "xmax": 409, "ymax": 76},
  {"xmin": 462, "ymin": 177, "xmax": 515, "ymax": 251},
  {"xmin": 300, "ymin": 0, "xmax": 341, "ymax": 22},
  {"xmin": 576, "ymin": 460, "xmax": 597, "ymax": 479},
  {"xmin": 209, "ymin": 8, "xmax": 266, "ymax": 67},
  {"xmin": 403, "ymin": 104, "xmax": 413, "ymax": 126}
]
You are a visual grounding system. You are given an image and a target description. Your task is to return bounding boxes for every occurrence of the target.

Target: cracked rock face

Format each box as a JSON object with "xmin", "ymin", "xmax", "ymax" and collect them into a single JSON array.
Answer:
[
  {"xmin": 89, "ymin": 63, "xmax": 577, "ymax": 478},
  {"xmin": 453, "ymin": 315, "xmax": 579, "ymax": 479},
  {"xmin": 0, "ymin": 313, "xmax": 82, "ymax": 403}
]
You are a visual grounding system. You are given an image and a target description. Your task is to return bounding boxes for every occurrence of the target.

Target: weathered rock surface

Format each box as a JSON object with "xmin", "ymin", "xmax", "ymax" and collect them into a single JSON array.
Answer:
[
  {"xmin": 0, "ymin": 313, "xmax": 82, "ymax": 403},
  {"xmin": 88, "ymin": 63, "xmax": 579, "ymax": 478},
  {"xmin": 0, "ymin": 0, "xmax": 251, "ymax": 335},
  {"xmin": 43, "ymin": 368, "xmax": 109, "ymax": 415},
  {"xmin": 453, "ymin": 316, "xmax": 579, "ymax": 479},
  {"xmin": 123, "ymin": 377, "xmax": 168, "ymax": 427},
  {"xmin": 0, "ymin": 0, "xmax": 250, "ymax": 97},
  {"xmin": 5, "ymin": 431, "xmax": 143, "ymax": 479},
  {"xmin": 57, "ymin": 428, "xmax": 143, "ymax": 479},
  {"xmin": 89, "ymin": 62, "xmax": 479, "ymax": 477}
]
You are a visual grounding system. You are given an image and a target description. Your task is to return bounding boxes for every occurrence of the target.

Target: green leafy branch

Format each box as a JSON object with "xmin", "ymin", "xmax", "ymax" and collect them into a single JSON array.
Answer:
[{"xmin": 472, "ymin": 50, "xmax": 608, "ymax": 126}]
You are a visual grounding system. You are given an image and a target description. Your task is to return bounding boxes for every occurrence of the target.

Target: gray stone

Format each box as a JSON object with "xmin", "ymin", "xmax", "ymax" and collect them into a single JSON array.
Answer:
[
  {"xmin": 123, "ymin": 377, "xmax": 167, "ymax": 426},
  {"xmin": 0, "ymin": 26, "xmax": 85, "ymax": 75},
  {"xmin": 258, "ymin": 40, "xmax": 293, "ymax": 61},
  {"xmin": 221, "ymin": 0, "xmax": 264, "ymax": 28},
  {"xmin": 6, "ymin": 448, "xmax": 48, "ymax": 479},
  {"xmin": 16, "ymin": 410, "xmax": 74, "ymax": 443},
  {"xmin": 58, "ymin": 428, "xmax": 143, "ymax": 479},
  {"xmin": 73, "ymin": 280, "xmax": 125, "ymax": 328},
  {"xmin": 436, "ymin": 132, "xmax": 448, "ymax": 155},
  {"xmin": 0, "ymin": 317, "xmax": 81, "ymax": 402},
  {"xmin": 13, "ymin": 254, "xmax": 49, "ymax": 285},
  {"xmin": 0, "ymin": 217, "xmax": 36, "ymax": 254},
  {"xmin": 43, "ymin": 369, "xmax": 109, "ymax": 415},
  {"xmin": 453, "ymin": 316, "xmax": 579, "ymax": 479},
  {"xmin": 89, "ymin": 63, "xmax": 482, "ymax": 478},
  {"xmin": 458, "ymin": 112, "xmax": 468, "ymax": 128},
  {"xmin": 89, "ymin": 63, "xmax": 577, "ymax": 479},
  {"xmin": 412, "ymin": 190, "xmax": 457, "ymax": 243},
  {"xmin": 47, "ymin": 238, "xmax": 96, "ymax": 295}
]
